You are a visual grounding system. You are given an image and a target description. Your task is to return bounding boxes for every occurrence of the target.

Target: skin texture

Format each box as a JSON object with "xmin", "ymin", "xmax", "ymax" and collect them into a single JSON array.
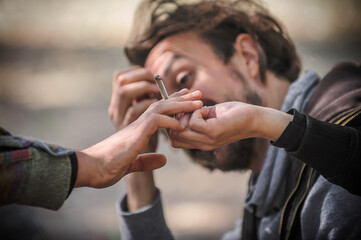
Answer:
[
  {"xmin": 74, "ymin": 90, "xmax": 203, "ymax": 188},
  {"xmin": 108, "ymin": 32, "xmax": 292, "ymax": 211}
]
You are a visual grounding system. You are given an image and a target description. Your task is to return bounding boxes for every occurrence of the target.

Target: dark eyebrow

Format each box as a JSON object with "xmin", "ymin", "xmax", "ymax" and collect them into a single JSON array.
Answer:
[{"xmin": 164, "ymin": 54, "xmax": 182, "ymax": 80}]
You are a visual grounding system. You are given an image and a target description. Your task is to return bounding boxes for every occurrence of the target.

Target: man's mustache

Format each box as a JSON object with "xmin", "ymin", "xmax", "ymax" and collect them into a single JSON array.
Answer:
[{"xmin": 202, "ymin": 99, "xmax": 217, "ymax": 107}]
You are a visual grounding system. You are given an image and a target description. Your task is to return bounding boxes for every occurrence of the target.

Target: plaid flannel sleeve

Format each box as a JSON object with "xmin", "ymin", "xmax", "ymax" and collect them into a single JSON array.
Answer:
[{"xmin": 0, "ymin": 127, "xmax": 77, "ymax": 210}]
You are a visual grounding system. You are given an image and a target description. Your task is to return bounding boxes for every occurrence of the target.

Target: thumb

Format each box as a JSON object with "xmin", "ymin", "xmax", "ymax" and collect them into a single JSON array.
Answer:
[
  {"xmin": 126, "ymin": 153, "xmax": 167, "ymax": 174},
  {"xmin": 188, "ymin": 106, "xmax": 210, "ymax": 132}
]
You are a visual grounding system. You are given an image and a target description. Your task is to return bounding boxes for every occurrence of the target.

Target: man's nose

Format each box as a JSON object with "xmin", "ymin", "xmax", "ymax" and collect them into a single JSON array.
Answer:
[{"xmin": 188, "ymin": 82, "xmax": 209, "ymax": 99}]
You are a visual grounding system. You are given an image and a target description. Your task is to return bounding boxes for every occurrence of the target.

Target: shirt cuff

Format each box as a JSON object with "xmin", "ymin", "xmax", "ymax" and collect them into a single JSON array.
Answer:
[
  {"xmin": 67, "ymin": 152, "xmax": 78, "ymax": 197},
  {"xmin": 272, "ymin": 109, "xmax": 307, "ymax": 152}
]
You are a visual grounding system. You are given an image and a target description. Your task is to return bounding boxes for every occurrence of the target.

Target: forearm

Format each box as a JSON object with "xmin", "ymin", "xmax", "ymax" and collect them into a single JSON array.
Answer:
[
  {"xmin": 273, "ymin": 109, "xmax": 361, "ymax": 195},
  {"xmin": 126, "ymin": 172, "xmax": 157, "ymax": 211},
  {"xmin": 256, "ymin": 106, "xmax": 293, "ymax": 142},
  {"xmin": 126, "ymin": 139, "xmax": 158, "ymax": 212}
]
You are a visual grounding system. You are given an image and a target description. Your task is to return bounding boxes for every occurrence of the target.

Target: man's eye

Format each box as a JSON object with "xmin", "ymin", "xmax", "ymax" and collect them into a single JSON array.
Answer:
[{"xmin": 180, "ymin": 74, "xmax": 190, "ymax": 85}]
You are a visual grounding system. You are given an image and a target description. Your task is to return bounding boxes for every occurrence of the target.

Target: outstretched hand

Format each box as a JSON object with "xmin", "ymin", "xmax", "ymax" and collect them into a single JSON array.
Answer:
[
  {"xmin": 170, "ymin": 101, "xmax": 292, "ymax": 151},
  {"xmin": 75, "ymin": 90, "xmax": 203, "ymax": 188}
]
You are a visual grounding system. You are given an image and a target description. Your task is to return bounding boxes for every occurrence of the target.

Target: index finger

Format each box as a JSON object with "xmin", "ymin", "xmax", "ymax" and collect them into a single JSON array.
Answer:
[
  {"xmin": 113, "ymin": 67, "xmax": 155, "ymax": 87},
  {"xmin": 113, "ymin": 65, "xmax": 140, "ymax": 80}
]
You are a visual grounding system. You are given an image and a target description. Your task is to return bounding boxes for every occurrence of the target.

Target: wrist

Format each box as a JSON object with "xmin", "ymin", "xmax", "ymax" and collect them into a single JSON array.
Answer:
[
  {"xmin": 74, "ymin": 149, "xmax": 99, "ymax": 188},
  {"xmin": 126, "ymin": 172, "xmax": 156, "ymax": 212},
  {"xmin": 257, "ymin": 107, "xmax": 293, "ymax": 142}
]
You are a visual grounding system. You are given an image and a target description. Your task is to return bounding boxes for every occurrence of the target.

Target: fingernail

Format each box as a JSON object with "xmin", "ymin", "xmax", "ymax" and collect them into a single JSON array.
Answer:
[
  {"xmin": 179, "ymin": 88, "xmax": 188, "ymax": 94},
  {"xmin": 193, "ymin": 100, "xmax": 203, "ymax": 107},
  {"xmin": 192, "ymin": 90, "xmax": 200, "ymax": 95}
]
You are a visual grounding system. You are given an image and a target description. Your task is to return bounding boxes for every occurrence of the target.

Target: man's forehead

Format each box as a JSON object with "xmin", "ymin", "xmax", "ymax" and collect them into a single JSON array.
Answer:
[{"xmin": 145, "ymin": 32, "xmax": 205, "ymax": 70}]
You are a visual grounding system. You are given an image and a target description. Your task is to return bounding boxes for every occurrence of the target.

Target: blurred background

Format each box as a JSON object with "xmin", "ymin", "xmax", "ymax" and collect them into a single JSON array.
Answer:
[{"xmin": 0, "ymin": 0, "xmax": 360, "ymax": 239}]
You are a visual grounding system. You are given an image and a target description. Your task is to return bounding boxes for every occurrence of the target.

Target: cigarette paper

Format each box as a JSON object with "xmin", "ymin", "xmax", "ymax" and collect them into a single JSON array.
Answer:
[{"xmin": 154, "ymin": 74, "xmax": 169, "ymax": 100}]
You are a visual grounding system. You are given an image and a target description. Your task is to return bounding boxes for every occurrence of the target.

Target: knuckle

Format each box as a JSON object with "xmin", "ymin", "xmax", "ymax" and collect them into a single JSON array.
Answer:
[
  {"xmin": 117, "ymin": 75, "xmax": 128, "ymax": 86},
  {"xmin": 147, "ymin": 102, "xmax": 155, "ymax": 112},
  {"xmin": 147, "ymin": 112, "xmax": 158, "ymax": 122},
  {"xmin": 150, "ymin": 102, "xmax": 162, "ymax": 112}
]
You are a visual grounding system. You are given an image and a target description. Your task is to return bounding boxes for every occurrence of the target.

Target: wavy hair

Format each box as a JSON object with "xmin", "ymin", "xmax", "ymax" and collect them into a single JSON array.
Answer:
[{"xmin": 125, "ymin": 0, "xmax": 301, "ymax": 82}]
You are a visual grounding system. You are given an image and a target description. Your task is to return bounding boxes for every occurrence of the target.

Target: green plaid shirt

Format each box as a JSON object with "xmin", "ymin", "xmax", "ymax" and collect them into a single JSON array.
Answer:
[{"xmin": 0, "ymin": 127, "xmax": 76, "ymax": 210}]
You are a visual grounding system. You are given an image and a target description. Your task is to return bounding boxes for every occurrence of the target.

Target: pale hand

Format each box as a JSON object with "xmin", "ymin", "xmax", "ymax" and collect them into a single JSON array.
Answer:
[{"xmin": 170, "ymin": 101, "xmax": 292, "ymax": 151}]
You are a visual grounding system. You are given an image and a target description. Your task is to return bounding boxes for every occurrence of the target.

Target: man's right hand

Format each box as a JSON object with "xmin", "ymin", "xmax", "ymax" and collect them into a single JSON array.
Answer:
[
  {"xmin": 109, "ymin": 66, "xmax": 160, "ymax": 132},
  {"xmin": 108, "ymin": 66, "xmax": 160, "ymax": 212}
]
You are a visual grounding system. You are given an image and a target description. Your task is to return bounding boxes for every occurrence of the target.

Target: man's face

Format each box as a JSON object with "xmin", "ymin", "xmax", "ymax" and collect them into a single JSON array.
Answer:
[{"xmin": 145, "ymin": 32, "xmax": 263, "ymax": 171}]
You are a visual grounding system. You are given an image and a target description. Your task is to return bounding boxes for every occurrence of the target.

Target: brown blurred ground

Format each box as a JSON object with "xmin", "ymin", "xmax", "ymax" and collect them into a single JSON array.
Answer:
[{"xmin": 0, "ymin": 0, "xmax": 360, "ymax": 239}]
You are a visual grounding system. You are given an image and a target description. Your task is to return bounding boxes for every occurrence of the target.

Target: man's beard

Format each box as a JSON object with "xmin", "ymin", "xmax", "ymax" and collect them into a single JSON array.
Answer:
[
  {"xmin": 185, "ymin": 69, "xmax": 263, "ymax": 172},
  {"xmin": 186, "ymin": 138, "xmax": 256, "ymax": 171}
]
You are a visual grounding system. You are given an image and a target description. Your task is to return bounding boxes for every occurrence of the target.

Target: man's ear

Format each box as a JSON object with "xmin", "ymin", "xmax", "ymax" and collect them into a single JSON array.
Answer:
[{"xmin": 233, "ymin": 34, "xmax": 260, "ymax": 82}]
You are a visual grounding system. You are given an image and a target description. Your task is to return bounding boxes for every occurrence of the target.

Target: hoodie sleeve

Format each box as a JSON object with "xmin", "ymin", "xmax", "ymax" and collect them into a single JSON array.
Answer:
[{"xmin": 117, "ymin": 188, "xmax": 174, "ymax": 240}]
